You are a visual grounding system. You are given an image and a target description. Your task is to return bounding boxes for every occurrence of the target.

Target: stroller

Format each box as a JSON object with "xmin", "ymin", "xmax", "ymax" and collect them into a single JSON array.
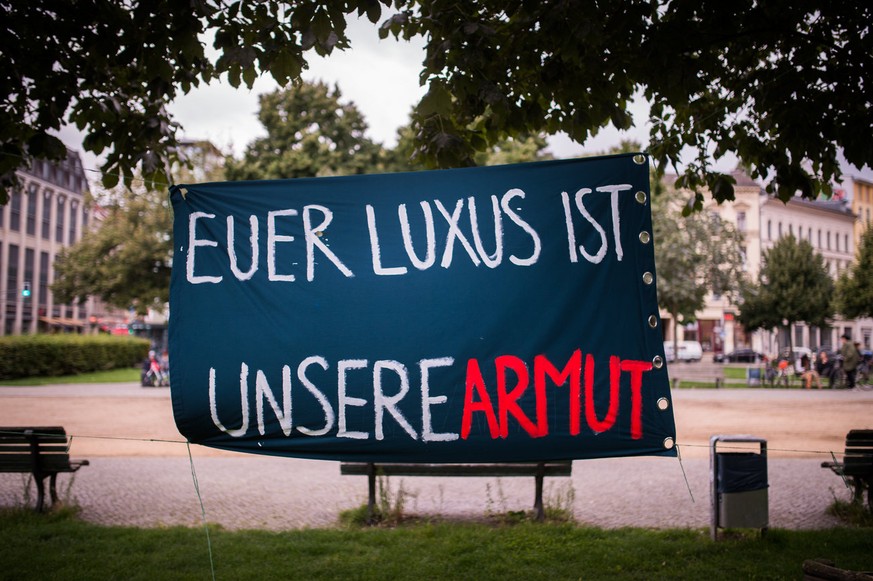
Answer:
[{"xmin": 141, "ymin": 351, "xmax": 167, "ymax": 387}]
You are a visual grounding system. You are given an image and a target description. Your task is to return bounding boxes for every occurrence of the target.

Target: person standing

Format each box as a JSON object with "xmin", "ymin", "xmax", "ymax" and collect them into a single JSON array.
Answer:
[{"xmin": 840, "ymin": 334, "xmax": 860, "ymax": 389}]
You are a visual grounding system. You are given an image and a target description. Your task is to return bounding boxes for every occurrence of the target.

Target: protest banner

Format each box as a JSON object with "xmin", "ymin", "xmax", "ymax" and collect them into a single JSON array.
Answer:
[{"xmin": 169, "ymin": 153, "xmax": 677, "ymax": 462}]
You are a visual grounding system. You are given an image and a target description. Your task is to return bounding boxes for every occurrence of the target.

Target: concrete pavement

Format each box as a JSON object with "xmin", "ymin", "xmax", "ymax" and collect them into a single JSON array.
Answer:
[
  {"xmin": 0, "ymin": 453, "xmax": 848, "ymax": 530},
  {"xmin": 0, "ymin": 380, "xmax": 866, "ymax": 530}
]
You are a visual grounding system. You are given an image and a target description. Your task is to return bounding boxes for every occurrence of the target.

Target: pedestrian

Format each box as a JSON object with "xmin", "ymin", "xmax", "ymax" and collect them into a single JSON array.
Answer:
[
  {"xmin": 816, "ymin": 351, "xmax": 835, "ymax": 389},
  {"xmin": 801, "ymin": 352, "xmax": 820, "ymax": 389},
  {"xmin": 840, "ymin": 334, "xmax": 860, "ymax": 389}
]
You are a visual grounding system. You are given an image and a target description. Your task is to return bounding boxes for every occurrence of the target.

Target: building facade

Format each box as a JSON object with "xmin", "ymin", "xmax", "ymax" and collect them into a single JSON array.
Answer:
[
  {"xmin": 669, "ymin": 169, "xmax": 870, "ymax": 357},
  {"xmin": 841, "ymin": 170, "xmax": 873, "ymax": 250},
  {"xmin": 0, "ymin": 151, "xmax": 123, "ymax": 335}
]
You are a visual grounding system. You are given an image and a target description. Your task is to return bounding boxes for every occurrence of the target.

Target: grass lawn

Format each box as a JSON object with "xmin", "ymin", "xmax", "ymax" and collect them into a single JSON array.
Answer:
[
  {"xmin": 0, "ymin": 508, "xmax": 870, "ymax": 580},
  {"xmin": 0, "ymin": 367, "xmax": 140, "ymax": 386},
  {"xmin": 723, "ymin": 365, "xmax": 757, "ymax": 380}
]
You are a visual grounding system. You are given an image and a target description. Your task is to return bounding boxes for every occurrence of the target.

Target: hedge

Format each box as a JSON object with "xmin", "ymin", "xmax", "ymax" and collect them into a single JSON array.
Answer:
[{"xmin": 0, "ymin": 334, "xmax": 150, "ymax": 380}]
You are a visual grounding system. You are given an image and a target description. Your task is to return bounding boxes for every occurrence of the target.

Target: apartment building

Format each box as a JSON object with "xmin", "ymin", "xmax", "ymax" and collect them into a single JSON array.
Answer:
[
  {"xmin": 671, "ymin": 168, "xmax": 869, "ymax": 357},
  {"xmin": 840, "ymin": 167, "xmax": 873, "ymax": 250},
  {"xmin": 0, "ymin": 150, "xmax": 123, "ymax": 335}
]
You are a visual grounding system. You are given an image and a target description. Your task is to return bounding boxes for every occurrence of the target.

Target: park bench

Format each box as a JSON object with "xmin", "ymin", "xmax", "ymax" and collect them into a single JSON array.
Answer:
[
  {"xmin": 340, "ymin": 460, "xmax": 573, "ymax": 522},
  {"xmin": 821, "ymin": 429, "xmax": 873, "ymax": 510},
  {"xmin": 0, "ymin": 426, "xmax": 89, "ymax": 512},
  {"xmin": 802, "ymin": 558, "xmax": 873, "ymax": 581}
]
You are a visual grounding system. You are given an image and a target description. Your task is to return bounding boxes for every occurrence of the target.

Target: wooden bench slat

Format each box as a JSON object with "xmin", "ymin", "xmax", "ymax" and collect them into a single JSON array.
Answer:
[
  {"xmin": 340, "ymin": 462, "xmax": 572, "ymax": 478},
  {"xmin": 0, "ymin": 426, "xmax": 89, "ymax": 511},
  {"xmin": 0, "ymin": 444, "xmax": 71, "ymax": 453}
]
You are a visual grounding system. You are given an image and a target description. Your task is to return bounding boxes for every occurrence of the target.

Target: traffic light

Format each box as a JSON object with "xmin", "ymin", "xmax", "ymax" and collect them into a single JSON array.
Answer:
[{"xmin": 22, "ymin": 282, "xmax": 31, "ymax": 298}]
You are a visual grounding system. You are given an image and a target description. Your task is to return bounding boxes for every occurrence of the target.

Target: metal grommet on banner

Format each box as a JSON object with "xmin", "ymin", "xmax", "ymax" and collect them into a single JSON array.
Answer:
[
  {"xmin": 633, "ymin": 154, "xmax": 646, "ymax": 165},
  {"xmin": 647, "ymin": 315, "xmax": 658, "ymax": 328},
  {"xmin": 663, "ymin": 437, "xmax": 675, "ymax": 450},
  {"xmin": 642, "ymin": 271, "xmax": 654, "ymax": 285},
  {"xmin": 635, "ymin": 191, "xmax": 647, "ymax": 204},
  {"xmin": 657, "ymin": 397, "xmax": 670, "ymax": 411},
  {"xmin": 639, "ymin": 231, "xmax": 651, "ymax": 244},
  {"xmin": 652, "ymin": 356, "xmax": 664, "ymax": 369}
]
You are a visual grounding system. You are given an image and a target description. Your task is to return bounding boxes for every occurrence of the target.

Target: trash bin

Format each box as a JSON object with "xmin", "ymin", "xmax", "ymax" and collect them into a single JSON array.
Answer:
[
  {"xmin": 746, "ymin": 367, "xmax": 762, "ymax": 386},
  {"xmin": 710, "ymin": 435, "xmax": 768, "ymax": 540}
]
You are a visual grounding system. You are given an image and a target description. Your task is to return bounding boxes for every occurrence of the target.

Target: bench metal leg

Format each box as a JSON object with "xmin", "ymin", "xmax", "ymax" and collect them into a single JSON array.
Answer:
[
  {"xmin": 49, "ymin": 474, "xmax": 59, "ymax": 505},
  {"xmin": 366, "ymin": 462, "xmax": 376, "ymax": 523},
  {"xmin": 534, "ymin": 463, "xmax": 545, "ymax": 521},
  {"xmin": 34, "ymin": 475, "xmax": 47, "ymax": 512}
]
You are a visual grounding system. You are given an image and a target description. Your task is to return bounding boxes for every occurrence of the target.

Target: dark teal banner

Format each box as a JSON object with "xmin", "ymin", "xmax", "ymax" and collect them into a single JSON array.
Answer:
[{"xmin": 169, "ymin": 154, "xmax": 677, "ymax": 461}]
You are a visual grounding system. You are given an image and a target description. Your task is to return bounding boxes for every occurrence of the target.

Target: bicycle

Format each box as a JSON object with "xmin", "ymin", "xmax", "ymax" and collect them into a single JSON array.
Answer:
[
  {"xmin": 828, "ymin": 358, "xmax": 873, "ymax": 390},
  {"xmin": 855, "ymin": 359, "xmax": 873, "ymax": 390}
]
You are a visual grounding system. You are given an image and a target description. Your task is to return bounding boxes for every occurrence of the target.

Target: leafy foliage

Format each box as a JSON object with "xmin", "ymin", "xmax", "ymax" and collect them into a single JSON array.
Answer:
[
  {"xmin": 382, "ymin": 1, "xmax": 871, "ymax": 203},
  {"xmin": 0, "ymin": 0, "xmax": 391, "ymax": 202},
  {"xmin": 652, "ymin": 185, "xmax": 747, "ymax": 351},
  {"xmin": 224, "ymin": 82, "xmax": 384, "ymax": 180},
  {"xmin": 738, "ymin": 235, "xmax": 834, "ymax": 341},
  {"xmin": 4, "ymin": 1, "xmax": 869, "ymax": 207},
  {"xmin": 0, "ymin": 335, "xmax": 149, "ymax": 380},
  {"xmin": 52, "ymin": 187, "xmax": 174, "ymax": 314},
  {"xmin": 835, "ymin": 225, "xmax": 873, "ymax": 320},
  {"xmin": 52, "ymin": 142, "xmax": 225, "ymax": 312}
]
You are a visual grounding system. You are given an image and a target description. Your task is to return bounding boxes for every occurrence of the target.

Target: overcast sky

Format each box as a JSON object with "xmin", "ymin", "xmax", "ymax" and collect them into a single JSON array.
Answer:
[
  {"xmin": 59, "ymin": 16, "xmax": 659, "ymax": 181},
  {"xmin": 166, "ymin": 16, "xmax": 655, "ymax": 160}
]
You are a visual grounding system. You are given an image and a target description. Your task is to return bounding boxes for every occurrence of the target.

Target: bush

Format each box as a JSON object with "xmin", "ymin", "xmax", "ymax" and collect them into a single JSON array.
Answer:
[{"xmin": 0, "ymin": 334, "xmax": 150, "ymax": 380}]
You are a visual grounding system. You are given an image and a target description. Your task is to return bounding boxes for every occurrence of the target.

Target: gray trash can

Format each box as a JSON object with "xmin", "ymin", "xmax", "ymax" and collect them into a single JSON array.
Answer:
[{"xmin": 710, "ymin": 435, "xmax": 768, "ymax": 540}]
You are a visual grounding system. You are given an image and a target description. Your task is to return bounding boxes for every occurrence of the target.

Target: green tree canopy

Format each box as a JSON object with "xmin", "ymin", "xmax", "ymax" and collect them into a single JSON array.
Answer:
[
  {"xmin": 52, "ymin": 142, "xmax": 225, "ymax": 313},
  {"xmin": 3, "ymin": 1, "xmax": 869, "ymax": 206},
  {"xmin": 224, "ymin": 81, "xmax": 385, "ymax": 180},
  {"xmin": 738, "ymin": 235, "xmax": 834, "ymax": 352},
  {"xmin": 652, "ymin": 185, "xmax": 748, "ymax": 355},
  {"xmin": 835, "ymin": 225, "xmax": 873, "ymax": 320},
  {"xmin": 52, "ymin": 187, "xmax": 173, "ymax": 315},
  {"xmin": 383, "ymin": 1, "xmax": 871, "ymax": 204}
]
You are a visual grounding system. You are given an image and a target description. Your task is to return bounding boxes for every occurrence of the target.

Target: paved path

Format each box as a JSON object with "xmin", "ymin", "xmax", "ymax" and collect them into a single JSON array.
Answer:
[
  {"xmin": 0, "ymin": 454, "xmax": 848, "ymax": 530},
  {"xmin": 0, "ymin": 381, "xmax": 866, "ymax": 530}
]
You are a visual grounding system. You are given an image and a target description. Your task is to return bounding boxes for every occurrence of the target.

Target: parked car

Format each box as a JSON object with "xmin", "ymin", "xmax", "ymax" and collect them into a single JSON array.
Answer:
[
  {"xmin": 713, "ymin": 348, "xmax": 762, "ymax": 363},
  {"xmin": 664, "ymin": 340, "xmax": 703, "ymax": 362}
]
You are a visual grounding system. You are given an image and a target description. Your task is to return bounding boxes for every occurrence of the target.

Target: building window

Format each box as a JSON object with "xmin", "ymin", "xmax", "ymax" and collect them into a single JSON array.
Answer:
[
  {"xmin": 23, "ymin": 248, "xmax": 34, "ymax": 322},
  {"xmin": 69, "ymin": 200, "xmax": 78, "ymax": 243},
  {"xmin": 845, "ymin": 234, "xmax": 849, "ymax": 255},
  {"xmin": 767, "ymin": 219, "xmax": 772, "ymax": 240},
  {"xmin": 55, "ymin": 196, "xmax": 66, "ymax": 243},
  {"xmin": 827, "ymin": 231, "xmax": 831, "ymax": 250},
  {"xmin": 26, "ymin": 184, "xmax": 37, "ymax": 236},
  {"xmin": 778, "ymin": 222, "xmax": 783, "ymax": 237},
  {"xmin": 7, "ymin": 243, "xmax": 19, "ymax": 305},
  {"xmin": 39, "ymin": 251, "xmax": 49, "ymax": 307},
  {"xmin": 10, "ymin": 189, "xmax": 22, "ymax": 231},
  {"xmin": 41, "ymin": 190, "xmax": 52, "ymax": 239},
  {"xmin": 818, "ymin": 229, "xmax": 822, "ymax": 248},
  {"xmin": 808, "ymin": 227, "xmax": 812, "ymax": 242},
  {"xmin": 737, "ymin": 211, "xmax": 747, "ymax": 232},
  {"xmin": 789, "ymin": 223, "xmax": 794, "ymax": 237}
]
